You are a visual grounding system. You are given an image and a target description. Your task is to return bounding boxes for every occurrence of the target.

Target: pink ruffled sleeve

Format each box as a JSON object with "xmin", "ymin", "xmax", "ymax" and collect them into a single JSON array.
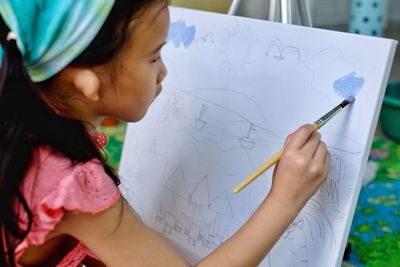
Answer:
[
  {"xmin": 15, "ymin": 147, "xmax": 121, "ymax": 261},
  {"xmin": 36, "ymin": 159, "xmax": 121, "ymax": 228}
]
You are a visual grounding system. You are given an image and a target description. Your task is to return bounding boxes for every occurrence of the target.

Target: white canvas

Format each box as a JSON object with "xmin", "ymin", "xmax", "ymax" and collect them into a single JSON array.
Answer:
[{"xmin": 119, "ymin": 7, "xmax": 397, "ymax": 267}]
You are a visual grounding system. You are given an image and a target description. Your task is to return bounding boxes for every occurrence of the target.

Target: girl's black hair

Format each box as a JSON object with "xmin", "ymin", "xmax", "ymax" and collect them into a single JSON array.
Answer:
[{"xmin": 0, "ymin": 1, "xmax": 164, "ymax": 266}]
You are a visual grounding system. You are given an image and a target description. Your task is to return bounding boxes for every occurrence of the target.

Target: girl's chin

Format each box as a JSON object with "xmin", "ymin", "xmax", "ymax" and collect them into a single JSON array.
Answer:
[{"xmin": 126, "ymin": 110, "xmax": 149, "ymax": 123}]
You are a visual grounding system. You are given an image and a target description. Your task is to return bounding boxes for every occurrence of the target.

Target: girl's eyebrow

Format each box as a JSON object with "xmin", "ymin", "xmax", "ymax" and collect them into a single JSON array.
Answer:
[{"xmin": 151, "ymin": 42, "xmax": 166, "ymax": 54}]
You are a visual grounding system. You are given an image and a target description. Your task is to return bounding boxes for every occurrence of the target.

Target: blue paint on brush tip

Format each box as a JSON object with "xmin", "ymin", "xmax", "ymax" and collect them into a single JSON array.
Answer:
[{"xmin": 346, "ymin": 95, "xmax": 356, "ymax": 103}]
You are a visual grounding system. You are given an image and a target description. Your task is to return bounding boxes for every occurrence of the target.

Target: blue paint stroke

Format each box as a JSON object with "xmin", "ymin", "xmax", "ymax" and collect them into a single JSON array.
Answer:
[
  {"xmin": 333, "ymin": 72, "xmax": 365, "ymax": 98},
  {"xmin": 168, "ymin": 20, "xmax": 196, "ymax": 48}
]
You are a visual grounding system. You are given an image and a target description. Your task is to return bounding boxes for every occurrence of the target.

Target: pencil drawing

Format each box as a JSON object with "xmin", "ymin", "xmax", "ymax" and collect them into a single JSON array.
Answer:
[
  {"xmin": 219, "ymin": 23, "xmax": 257, "ymax": 78},
  {"xmin": 118, "ymin": 8, "xmax": 391, "ymax": 266},
  {"xmin": 265, "ymin": 39, "xmax": 301, "ymax": 60}
]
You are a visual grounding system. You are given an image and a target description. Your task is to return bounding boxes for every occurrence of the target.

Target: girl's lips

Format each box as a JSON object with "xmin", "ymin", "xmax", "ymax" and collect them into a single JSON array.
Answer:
[{"xmin": 155, "ymin": 85, "xmax": 162, "ymax": 97}]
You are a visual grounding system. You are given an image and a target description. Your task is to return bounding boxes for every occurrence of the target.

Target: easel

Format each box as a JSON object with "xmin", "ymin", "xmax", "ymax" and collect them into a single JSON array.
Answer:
[{"xmin": 228, "ymin": 0, "xmax": 312, "ymax": 27}]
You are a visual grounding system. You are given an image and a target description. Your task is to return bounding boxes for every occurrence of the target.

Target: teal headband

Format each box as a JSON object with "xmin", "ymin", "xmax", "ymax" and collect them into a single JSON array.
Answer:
[{"xmin": 0, "ymin": 0, "xmax": 115, "ymax": 82}]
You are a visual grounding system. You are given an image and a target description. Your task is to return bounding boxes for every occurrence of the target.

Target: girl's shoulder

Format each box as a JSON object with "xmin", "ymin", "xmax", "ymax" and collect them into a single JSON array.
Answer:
[
  {"xmin": 15, "ymin": 145, "xmax": 121, "ymax": 262},
  {"xmin": 22, "ymin": 145, "xmax": 120, "ymax": 211}
]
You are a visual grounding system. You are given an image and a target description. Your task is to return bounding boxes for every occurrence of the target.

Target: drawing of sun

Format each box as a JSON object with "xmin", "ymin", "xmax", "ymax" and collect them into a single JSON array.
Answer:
[{"xmin": 219, "ymin": 23, "xmax": 256, "ymax": 78}]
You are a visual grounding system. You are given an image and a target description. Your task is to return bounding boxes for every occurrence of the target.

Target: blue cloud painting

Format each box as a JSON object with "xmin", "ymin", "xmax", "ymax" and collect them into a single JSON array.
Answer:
[
  {"xmin": 333, "ymin": 72, "xmax": 365, "ymax": 98},
  {"xmin": 168, "ymin": 20, "xmax": 196, "ymax": 48}
]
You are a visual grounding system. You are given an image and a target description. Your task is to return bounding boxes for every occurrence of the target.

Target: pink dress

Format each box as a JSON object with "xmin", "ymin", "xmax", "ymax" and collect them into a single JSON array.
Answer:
[{"xmin": 15, "ymin": 146, "xmax": 121, "ymax": 266}]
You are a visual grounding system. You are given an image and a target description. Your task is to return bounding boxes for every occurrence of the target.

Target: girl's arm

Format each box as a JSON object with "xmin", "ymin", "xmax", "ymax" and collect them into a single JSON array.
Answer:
[
  {"xmin": 194, "ymin": 124, "xmax": 330, "ymax": 266},
  {"xmin": 55, "ymin": 124, "xmax": 329, "ymax": 267},
  {"xmin": 57, "ymin": 198, "xmax": 190, "ymax": 267}
]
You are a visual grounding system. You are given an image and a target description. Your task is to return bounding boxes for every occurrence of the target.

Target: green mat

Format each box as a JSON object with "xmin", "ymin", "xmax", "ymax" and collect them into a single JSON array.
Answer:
[{"xmin": 347, "ymin": 138, "xmax": 400, "ymax": 267}]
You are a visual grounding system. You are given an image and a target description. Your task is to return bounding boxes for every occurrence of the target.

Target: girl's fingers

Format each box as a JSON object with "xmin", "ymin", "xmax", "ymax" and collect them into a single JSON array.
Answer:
[
  {"xmin": 301, "ymin": 131, "xmax": 321, "ymax": 157},
  {"xmin": 284, "ymin": 133, "xmax": 293, "ymax": 146},
  {"xmin": 322, "ymin": 151, "xmax": 331, "ymax": 178},
  {"xmin": 324, "ymin": 150, "xmax": 331, "ymax": 169},
  {"xmin": 313, "ymin": 140, "xmax": 328, "ymax": 166},
  {"xmin": 286, "ymin": 124, "xmax": 315, "ymax": 150}
]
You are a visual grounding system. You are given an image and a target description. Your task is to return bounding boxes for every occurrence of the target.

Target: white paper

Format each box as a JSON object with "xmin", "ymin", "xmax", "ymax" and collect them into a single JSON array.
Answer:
[{"xmin": 119, "ymin": 7, "xmax": 397, "ymax": 267}]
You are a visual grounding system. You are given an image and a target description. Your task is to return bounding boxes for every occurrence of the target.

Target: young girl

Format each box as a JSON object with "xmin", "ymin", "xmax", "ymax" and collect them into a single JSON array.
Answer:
[{"xmin": 0, "ymin": 0, "xmax": 330, "ymax": 266}]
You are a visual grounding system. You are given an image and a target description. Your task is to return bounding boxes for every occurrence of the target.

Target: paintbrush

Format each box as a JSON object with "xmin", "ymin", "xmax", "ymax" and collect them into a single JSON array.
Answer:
[{"xmin": 233, "ymin": 95, "xmax": 356, "ymax": 193}]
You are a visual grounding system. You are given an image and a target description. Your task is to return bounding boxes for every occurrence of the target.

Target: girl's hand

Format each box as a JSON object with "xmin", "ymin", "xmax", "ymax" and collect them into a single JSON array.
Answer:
[
  {"xmin": 268, "ymin": 124, "xmax": 331, "ymax": 212},
  {"xmin": 199, "ymin": 126, "xmax": 330, "ymax": 266}
]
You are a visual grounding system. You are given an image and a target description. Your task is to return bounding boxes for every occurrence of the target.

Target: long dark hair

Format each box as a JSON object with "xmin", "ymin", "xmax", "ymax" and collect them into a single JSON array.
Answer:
[{"xmin": 0, "ymin": 1, "xmax": 164, "ymax": 266}]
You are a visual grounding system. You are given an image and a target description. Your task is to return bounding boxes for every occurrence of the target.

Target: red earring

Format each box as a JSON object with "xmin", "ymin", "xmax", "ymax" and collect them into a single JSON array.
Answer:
[{"xmin": 92, "ymin": 131, "xmax": 108, "ymax": 148}]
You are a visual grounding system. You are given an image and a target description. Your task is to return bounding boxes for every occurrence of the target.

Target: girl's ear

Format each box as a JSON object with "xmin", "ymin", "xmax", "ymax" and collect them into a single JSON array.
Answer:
[
  {"xmin": 56, "ymin": 67, "xmax": 102, "ymax": 102},
  {"xmin": 72, "ymin": 69, "xmax": 101, "ymax": 102}
]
